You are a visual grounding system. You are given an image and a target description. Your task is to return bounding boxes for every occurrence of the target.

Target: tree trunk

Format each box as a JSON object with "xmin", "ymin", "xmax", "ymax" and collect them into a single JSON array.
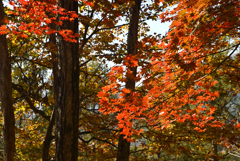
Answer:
[
  {"xmin": 213, "ymin": 142, "xmax": 219, "ymax": 161},
  {"xmin": 42, "ymin": 110, "xmax": 55, "ymax": 161},
  {"xmin": 55, "ymin": 0, "xmax": 79, "ymax": 161},
  {"xmin": 117, "ymin": 0, "xmax": 141, "ymax": 160},
  {"xmin": 42, "ymin": 22, "xmax": 57, "ymax": 161},
  {"xmin": 0, "ymin": 1, "xmax": 15, "ymax": 160},
  {"xmin": 117, "ymin": 134, "xmax": 131, "ymax": 161}
]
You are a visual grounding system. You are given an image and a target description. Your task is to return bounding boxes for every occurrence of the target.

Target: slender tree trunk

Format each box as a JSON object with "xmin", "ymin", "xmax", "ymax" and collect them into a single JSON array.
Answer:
[
  {"xmin": 117, "ymin": 0, "xmax": 141, "ymax": 160},
  {"xmin": 213, "ymin": 142, "xmax": 219, "ymax": 161},
  {"xmin": 42, "ymin": 22, "xmax": 57, "ymax": 161},
  {"xmin": 0, "ymin": 1, "xmax": 15, "ymax": 160},
  {"xmin": 42, "ymin": 110, "xmax": 55, "ymax": 161},
  {"xmin": 55, "ymin": 0, "xmax": 79, "ymax": 160}
]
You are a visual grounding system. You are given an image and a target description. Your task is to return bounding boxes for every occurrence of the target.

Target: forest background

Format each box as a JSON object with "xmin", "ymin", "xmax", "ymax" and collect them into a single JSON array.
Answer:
[{"xmin": 0, "ymin": 0, "xmax": 240, "ymax": 160}]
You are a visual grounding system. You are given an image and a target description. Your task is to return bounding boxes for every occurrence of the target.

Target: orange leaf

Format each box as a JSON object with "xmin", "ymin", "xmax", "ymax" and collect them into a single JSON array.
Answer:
[
  {"xmin": 45, "ymin": 18, "xmax": 52, "ymax": 24},
  {"xmin": 122, "ymin": 88, "xmax": 131, "ymax": 94},
  {"xmin": 102, "ymin": 85, "xmax": 111, "ymax": 91},
  {"xmin": 235, "ymin": 124, "xmax": 240, "ymax": 128},
  {"xmin": 21, "ymin": 33, "xmax": 28, "ymax": 38},
  {"xmin": 97, "ymin": 91, "xmax": 105, "ymax": 98}
]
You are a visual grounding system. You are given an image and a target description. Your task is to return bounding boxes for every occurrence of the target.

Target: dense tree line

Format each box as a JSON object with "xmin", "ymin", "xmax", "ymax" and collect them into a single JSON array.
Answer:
[{"xmin": 0, "ymin": 0, "xmax": 240, "ymax": 160}]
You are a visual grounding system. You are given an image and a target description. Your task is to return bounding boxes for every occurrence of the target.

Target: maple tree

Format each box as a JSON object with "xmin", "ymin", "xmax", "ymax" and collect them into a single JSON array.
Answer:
[
  {"xmin": 0, "ymin": 1, "xmax": 15, "ymax": 161},
  {"xmin": 99, "ymin": 0, "xmax": 239, "ymax": 131},
  {"xmin": 98, "ymin": 0, "xmax": 240, "ymax": 159},
  {"xmin": 115, "ymin": 0, "xmax": 142, "ymax": 160}
]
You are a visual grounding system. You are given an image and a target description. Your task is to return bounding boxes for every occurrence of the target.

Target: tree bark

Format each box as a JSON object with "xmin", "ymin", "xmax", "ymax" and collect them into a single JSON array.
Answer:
[
  {"xmin": 42, "ymin": 22, "xmax": 57, "ymax": 161},
  {"xmin": 0, "ymin": 1, "xmax": 15, "ymax": 160},
  {"xmin": 55, "ymin": 0, "xmax": 79, "ymax": 161},
  {"xmin": 117, "ymin": 0, "xmax": 141, "ymax": 160},
  {"xmin": 213, "ymin": 142, "xmax": 219, "ymax": 161},
  {"xmin": 42, "ymin": 110, "xmax": 55, "ymax": 161}
]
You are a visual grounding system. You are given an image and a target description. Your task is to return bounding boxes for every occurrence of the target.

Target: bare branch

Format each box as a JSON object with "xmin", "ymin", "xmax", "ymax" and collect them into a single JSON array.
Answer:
[{"xmin": 12, "ymin": 83, "xmax": 51, "ymax": 121}]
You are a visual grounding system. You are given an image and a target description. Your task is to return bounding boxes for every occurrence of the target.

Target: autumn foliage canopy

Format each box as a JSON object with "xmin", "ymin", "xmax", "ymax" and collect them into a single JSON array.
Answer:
[{"xmin": 98, "ymin": 0, "xmax": 240, "ymax": 138}]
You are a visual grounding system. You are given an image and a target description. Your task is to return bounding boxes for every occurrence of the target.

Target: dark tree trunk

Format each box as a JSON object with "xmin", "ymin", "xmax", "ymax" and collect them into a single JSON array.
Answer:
[
  {"xmin": 0, "ymin": 1, "xmax": 15, "ymax": 160},
  {"xmin": 117, "ymin": 0, "xmax": 141, "ymax": 160},
  {"xmin": 117, "ymin": 134, "xmax": 131, "ymax": 161},
  {"xmin": 42, "ymin": 22, "xmax": 57, "ymax": 161},
  {"xmin": 55, "ymin": 0, "xmax": 79, "ymax": 161},
  {"xmin": 213, "ymin": 143, "xmax": 219, "ymax": 161},
  {"xmin": 42, "ymin": 110, "xmax": 55, "ymax": 161}
]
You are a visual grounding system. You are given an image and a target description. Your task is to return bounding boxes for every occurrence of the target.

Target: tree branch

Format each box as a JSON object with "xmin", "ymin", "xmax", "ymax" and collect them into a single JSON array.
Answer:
[{"xmin": 12, "ymin": 83, "xmax": 50, "ymax": 121}]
